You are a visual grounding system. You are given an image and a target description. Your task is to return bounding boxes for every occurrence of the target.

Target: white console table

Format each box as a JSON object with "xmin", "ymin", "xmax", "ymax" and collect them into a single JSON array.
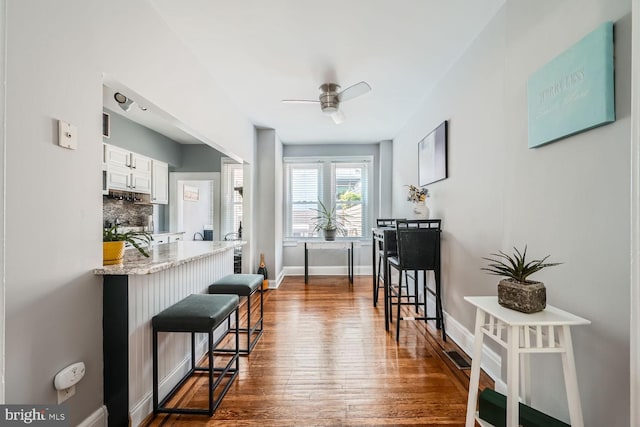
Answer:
[
  {"xmin": 464, "ymin": 296, "xmax": 590, "ymax": 427},
  {"xmin": 304, "ymin": 241, "xmax": 356, "ymax": 284}
]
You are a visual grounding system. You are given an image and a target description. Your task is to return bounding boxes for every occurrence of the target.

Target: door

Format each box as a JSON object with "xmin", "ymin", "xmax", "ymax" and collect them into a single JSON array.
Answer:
[{"xmin": 169, "ymin": 172, "xmax": 220, "ymax": 241}]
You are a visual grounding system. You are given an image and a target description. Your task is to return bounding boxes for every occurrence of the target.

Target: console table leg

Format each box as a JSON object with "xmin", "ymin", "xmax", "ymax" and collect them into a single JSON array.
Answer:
[
  {"xmin": 560, "ymin": 326, "xmax": 585, "ymax": 427},
  {"xmin": 465, "ymin": 308, "xmax": 486, "ymax": 427},
  {"xmin": 506, "ymin": 325, "xmax": 521, "ymax": 427}
]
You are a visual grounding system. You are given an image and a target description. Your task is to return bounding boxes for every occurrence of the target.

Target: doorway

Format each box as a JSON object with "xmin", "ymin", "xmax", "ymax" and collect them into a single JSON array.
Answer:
[{"xmin": 169, "ymin": 172, "xmax": 220, "ymax": 241}]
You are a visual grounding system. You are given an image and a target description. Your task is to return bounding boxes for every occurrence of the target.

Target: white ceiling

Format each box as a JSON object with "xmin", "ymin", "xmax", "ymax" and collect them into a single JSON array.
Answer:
[{"xmin": 127, "ymin": 1, "xmax": 504, "ymax": 145}]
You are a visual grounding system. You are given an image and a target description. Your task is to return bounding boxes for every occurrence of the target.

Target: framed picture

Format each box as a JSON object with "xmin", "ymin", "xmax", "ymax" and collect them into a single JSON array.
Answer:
[
  {"xmin": 183, "ymin": 184, "xmax": 199, "ymax": 201},
  {"xmin": 418, "ymin": 120, "xmax": 448, "ymax": 187}
]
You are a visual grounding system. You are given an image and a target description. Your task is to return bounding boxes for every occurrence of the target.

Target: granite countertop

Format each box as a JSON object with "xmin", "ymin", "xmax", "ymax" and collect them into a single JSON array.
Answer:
[{"xmin": 95, "ymin": 240, "xmax": 245, "ymax": 276}]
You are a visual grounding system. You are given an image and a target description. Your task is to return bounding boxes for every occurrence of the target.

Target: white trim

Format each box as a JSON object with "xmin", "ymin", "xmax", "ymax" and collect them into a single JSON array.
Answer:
[
  {"xmin": 77, "ymin": 406, "xmax": 108, "ymax": 427},
  {"xmin": 423, "ymin": 296, "xmax": 504, "ymax": 391},
  {"xmin": 282, "ymin": 265, "xmax": 372, "ymax": 277},
  {"xmin": 0, "ymin": 0, "xmax": 6, "ymax": 404},
  {"xmin": 631, "ymin": 0, "xmax": 640, "ymax": 424}
]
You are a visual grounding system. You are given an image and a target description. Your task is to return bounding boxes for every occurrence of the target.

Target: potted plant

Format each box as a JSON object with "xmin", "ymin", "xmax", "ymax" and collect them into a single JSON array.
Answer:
[
  {"xmin": 481, "ymin": 246, "xmax": 561, "ymax": 313},
  {"xmin": 103, "ymin": 225, "xmax": 153, "ymax": 265},
  {"xmin": 310, "ymin": 200, "xmax": 349, "ymax": 241},
  {"xmin": 406, "ymin": 184, "xmax": 429, "ymax": 219}
]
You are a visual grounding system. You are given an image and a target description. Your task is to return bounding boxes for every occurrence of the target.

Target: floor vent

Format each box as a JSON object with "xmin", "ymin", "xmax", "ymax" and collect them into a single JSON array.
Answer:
[{"xmin": 444, "ymin": 350, "xmax": 471, "ymax": 370}]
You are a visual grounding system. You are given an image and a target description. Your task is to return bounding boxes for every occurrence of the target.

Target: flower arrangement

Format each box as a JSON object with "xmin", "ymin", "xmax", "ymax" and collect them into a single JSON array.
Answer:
[{"xmin": 406, "ymin": 185, "xmax": 429, "ymax": 203}]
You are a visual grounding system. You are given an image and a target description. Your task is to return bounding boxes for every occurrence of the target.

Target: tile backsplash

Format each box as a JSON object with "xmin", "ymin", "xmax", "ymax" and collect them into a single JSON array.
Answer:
[{"xmin": 103, "ymin": 196, "xmax": 153, "ymax": 228}]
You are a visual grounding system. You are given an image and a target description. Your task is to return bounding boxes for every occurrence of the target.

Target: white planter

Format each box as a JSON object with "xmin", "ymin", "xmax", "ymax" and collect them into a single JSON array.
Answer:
[{"xmin": 412, "ymin": 202, "xmax": 429, "ymax": 219}]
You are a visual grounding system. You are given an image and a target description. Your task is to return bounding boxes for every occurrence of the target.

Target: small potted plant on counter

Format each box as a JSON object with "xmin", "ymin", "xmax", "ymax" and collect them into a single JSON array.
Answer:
[
  {"xmin": 103, "ymin": 225, "xmax": 153, "ymax": 265},
  {"xmin": 310, "ymin": 200, "xmax": 349, "ymax": 241},
  {"xmin": 481, "ymin": 246, "xmax": 561, "ymax": 313}
]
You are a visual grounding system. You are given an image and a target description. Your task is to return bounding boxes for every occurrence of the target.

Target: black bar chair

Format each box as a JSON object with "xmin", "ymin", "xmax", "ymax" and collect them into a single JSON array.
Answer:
[
  {"xmin": 387, "ymin": 219, "xmax": 445, "ymax": 342},
  {"xmin": 374, "ymin": 218, "xmax": 397, "ymax": 306}
]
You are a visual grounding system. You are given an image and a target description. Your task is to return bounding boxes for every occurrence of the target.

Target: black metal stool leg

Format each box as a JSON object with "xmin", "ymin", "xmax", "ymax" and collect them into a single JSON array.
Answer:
[
  {"xmin": 246, "ymin": 295, "xmax": 251, "ymax": 352},
  {"xmin": 153, "ymin": 329, "xmax": 158, "ymax": 413},
  {"xmin": 396, "ymin": 271, "xmax": 403, "ymax": 341}
]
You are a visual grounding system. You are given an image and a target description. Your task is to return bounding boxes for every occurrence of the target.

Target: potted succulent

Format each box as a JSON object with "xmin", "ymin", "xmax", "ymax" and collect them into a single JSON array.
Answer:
[
  {"xmin": 103, "ymin": 225, "xmax": 153, "ymax": 265},
  {"xmin": 481, "ymin": 246, "xmax": 561, "ymax": 313},
  {"xmin": 310, "ymin": 200, "xmax": 349, "ymax": 241}
]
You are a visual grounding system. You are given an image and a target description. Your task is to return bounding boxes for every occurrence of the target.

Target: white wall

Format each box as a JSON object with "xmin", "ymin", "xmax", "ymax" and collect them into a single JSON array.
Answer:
[
  {"xmin": 393, "ymin": 1, "xmax": 631, "ymax": 425},
  {"xmin": 179, "ymin": 180, "xmax": 213, "ymax": 241},
  {"xmin": 255, "ymin": 129, "xmax": 284, "ymax": 285},
  {"xmin": 0, "ymin": 0, "xmax": 6, "ymax": 404},
  {"xmin": 5, "ymin": 0, "xmax": 253, "ymax": 424}
]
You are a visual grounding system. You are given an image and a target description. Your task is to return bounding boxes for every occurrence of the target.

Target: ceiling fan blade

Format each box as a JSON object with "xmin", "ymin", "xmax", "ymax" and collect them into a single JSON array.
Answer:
[
  {"xmin": 330, "ymin": 110, "xmax": 346, "ymax": 124},
  {"xmin": 282, "ymin": 99, "xmax": 320, "ymax": 104},
  {"xmin": 337, "ymin": 81, "xmax": 371, "ymax": 102}
]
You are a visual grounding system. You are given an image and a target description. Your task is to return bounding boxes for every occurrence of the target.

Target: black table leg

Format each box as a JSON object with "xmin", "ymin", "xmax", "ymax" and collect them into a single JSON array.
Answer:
[
  {"xmin": 349, "ymin": 242, "xmax": 354, "ymax": 284},
  {"xmin": 372, "ymin": 231, "xmax": 377, "ymax": 306},
  {"xmin": 304, "ymin": 243, "xmax": 308, "ymax": 284}
]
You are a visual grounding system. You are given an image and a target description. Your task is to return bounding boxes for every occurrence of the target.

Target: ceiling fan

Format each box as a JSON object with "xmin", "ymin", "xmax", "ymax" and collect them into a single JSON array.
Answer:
[{"xmin": 282, "ymin": 81, "xmax": 371, "ymax": 124}]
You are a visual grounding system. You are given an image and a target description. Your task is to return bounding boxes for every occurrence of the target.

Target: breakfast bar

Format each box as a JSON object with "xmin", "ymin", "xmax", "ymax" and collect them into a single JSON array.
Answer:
[{"xmin": 95, "ymin": 241, "xmax": 244, "ymax": 427}]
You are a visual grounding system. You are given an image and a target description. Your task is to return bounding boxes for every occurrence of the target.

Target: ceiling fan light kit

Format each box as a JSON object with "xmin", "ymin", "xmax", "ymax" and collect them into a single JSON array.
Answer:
[{"xmin": 283, "ymin": 81, "xmax": 371, "ymax": 124}]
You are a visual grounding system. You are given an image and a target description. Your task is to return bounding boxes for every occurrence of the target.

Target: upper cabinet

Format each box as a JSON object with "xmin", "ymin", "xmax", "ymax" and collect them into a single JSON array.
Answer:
[
  {"xmin": 104, "ymin": 144, "xmax": 152, "ymax": 195},
  {"xmin": 152, "ymin": 160, "xmax": 169, "ymax": 204},
  {"xmin": 131, "ymin": 153, "xmax": 152, "ymax": 175},
  {"xmin": 103, "ymin": 144, "xmax": 168, "ymax": 203}
]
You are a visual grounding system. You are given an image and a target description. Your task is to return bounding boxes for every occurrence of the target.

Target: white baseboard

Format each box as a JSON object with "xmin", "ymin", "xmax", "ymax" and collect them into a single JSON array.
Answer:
[
  {"xmin": 282, "ymin": 265, "xmax": 372, "ymax": 277},
  {"xmin": 444, "ymin": 309, "xmax": 502, "ymax": 381},
  {"xmin": 270, "ymin": 270, "xmax": 285, "ymax": 288},
  {"xmin": 77, "ymin": 405, "xmax": 107, "ymax": 427},
  {"xmin": 418, "ymin": 295, "xmax": 502, "ymax": 388}
]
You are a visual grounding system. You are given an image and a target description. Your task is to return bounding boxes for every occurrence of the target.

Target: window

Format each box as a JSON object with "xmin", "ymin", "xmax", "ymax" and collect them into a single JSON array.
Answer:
[
  {"xmin": 221, "ymin": 160, "xmax": 243, "ymax": 239},
  {"xmin": 284, "ymin": 157, "xmax": 371, "ymax": 238}
]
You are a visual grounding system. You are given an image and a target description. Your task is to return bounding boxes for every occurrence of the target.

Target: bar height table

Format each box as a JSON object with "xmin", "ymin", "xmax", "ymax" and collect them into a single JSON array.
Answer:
[
  {"xmin": 464, "ymin": 296, "xmax": 590, "ymax": 427},
  {"xmin": 372, "ymin": 227, "xmax": 396, "ymax": 331}
]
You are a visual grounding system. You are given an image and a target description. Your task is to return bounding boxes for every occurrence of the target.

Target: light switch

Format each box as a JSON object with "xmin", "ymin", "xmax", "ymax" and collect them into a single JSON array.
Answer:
[{"xmin": 58, "ymin": 120, "xmax": 77, "ymax": 149}]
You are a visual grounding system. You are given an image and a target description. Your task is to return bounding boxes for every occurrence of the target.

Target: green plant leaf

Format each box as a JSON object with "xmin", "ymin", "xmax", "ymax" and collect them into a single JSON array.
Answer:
[
  {"xmin": 481, "ymin": 246, "xmax": 561, "ymax": 283},
  {"xmin": 103, "ymin": 226, "xmax": 153, "ymax": 257}
]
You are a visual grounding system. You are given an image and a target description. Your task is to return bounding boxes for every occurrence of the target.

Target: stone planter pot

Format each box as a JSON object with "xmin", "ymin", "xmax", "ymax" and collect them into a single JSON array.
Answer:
[
  {"xmin": 103, "ymin": 241, "xmax": 125, "ymax": 266},
  {"xmin": 497, "ymin": 278, "xmax": 546, "ymax": 313},
  {"xmin": 323, "ymin": 228, "xmax": 337, "ymax": 241}
]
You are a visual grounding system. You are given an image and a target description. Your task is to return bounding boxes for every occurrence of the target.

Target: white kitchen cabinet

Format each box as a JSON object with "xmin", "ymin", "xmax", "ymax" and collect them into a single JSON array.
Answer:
[
  {"xmin": 168, "ymin": 233, "xmax": 182, "ymax": 242},
  {"xmin": 151, "ymin": 160, "xmax": 168, "ymax": 204},
  {"xmin": 130, "ymin": 172, "xmax": 151, "ymax": 194},
  {"xmin": 104, "ymin": 144, "xmax": 152, "ymax": 194},
  {"xmin": 131, "ymin": 153, "xmax": 152, "ymax": 175},
  {"xmin": 106, "ymin": 166, "xmax": 131, "ymax": 191},
  {"xmin": 106, "ymin": 145, "xmax": 131, "ymax": 168}
]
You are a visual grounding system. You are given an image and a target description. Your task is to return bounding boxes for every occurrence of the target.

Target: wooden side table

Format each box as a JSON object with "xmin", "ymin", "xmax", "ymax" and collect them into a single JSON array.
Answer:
[{"xmin": 464, "ymin": 296, "xmax": 590, "ymax": 427}]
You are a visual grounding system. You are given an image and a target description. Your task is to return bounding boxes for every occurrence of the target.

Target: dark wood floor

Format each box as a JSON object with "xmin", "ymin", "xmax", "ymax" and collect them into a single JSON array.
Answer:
[{"xmin": 145, "ymin": 275, "xmax": 492, "ymax": 426}]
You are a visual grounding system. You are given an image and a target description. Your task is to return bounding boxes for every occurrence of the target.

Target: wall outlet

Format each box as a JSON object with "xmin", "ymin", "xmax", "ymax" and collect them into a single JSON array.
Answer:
[
  {"xmin": 57, "ymin": 385, "xmax": 75, "ymax": 404},
  {"xmin": 58, "ymin": 120, "xmax": 77, "ymax": 149}
]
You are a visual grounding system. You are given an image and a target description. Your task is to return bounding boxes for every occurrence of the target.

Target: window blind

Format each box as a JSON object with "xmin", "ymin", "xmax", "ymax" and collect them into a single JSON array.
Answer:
[
  {"xmin": 221, "ymin": 162, "xmax": 243, "ymax": 239},
  {"xmin": 284, "ymin": 157, "xmax": 371, "ymax": 238}
]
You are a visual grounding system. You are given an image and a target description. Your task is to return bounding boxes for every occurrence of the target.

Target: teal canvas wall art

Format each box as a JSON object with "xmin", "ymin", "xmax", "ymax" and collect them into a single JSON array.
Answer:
[{"xmin": 527, "ymin": 21, "xmax": 615, "ymax": 148}]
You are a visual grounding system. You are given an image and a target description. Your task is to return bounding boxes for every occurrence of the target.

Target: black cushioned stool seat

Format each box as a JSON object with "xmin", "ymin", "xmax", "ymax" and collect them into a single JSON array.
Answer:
[
  {"xmin": 152, "ymin": 293, "xmax": 240, "ymax": 417},
  {"xmin": 209, "ymin": 274, "xmax": 264, "ymax": 355}
]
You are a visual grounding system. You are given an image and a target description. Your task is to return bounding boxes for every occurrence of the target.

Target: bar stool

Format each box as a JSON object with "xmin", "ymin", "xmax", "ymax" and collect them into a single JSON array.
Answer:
[
  {"xmin": 374, "ymin": 218, "xmax": 397, "ymax": 306},
  {"xmin": 209, "ymin": 273, "xmax": 264, "ymax": 354},
  {"xmin": 152, "ymin": 293, "xmax": 239, "ymax": 416},
  {"xmin": 387, "ymin": 219, "xmax": 445, "ymax": 341}
]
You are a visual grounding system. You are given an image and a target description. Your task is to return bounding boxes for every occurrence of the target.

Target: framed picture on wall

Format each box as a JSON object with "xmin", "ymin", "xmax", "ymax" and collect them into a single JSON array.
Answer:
[
  {"xmin": 183, "ymin": 184, "xmax": 199, "ymax": 201},
  {"xmin": 418, "ymin": 120, "xmax": 448, "ymax": 186}
]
